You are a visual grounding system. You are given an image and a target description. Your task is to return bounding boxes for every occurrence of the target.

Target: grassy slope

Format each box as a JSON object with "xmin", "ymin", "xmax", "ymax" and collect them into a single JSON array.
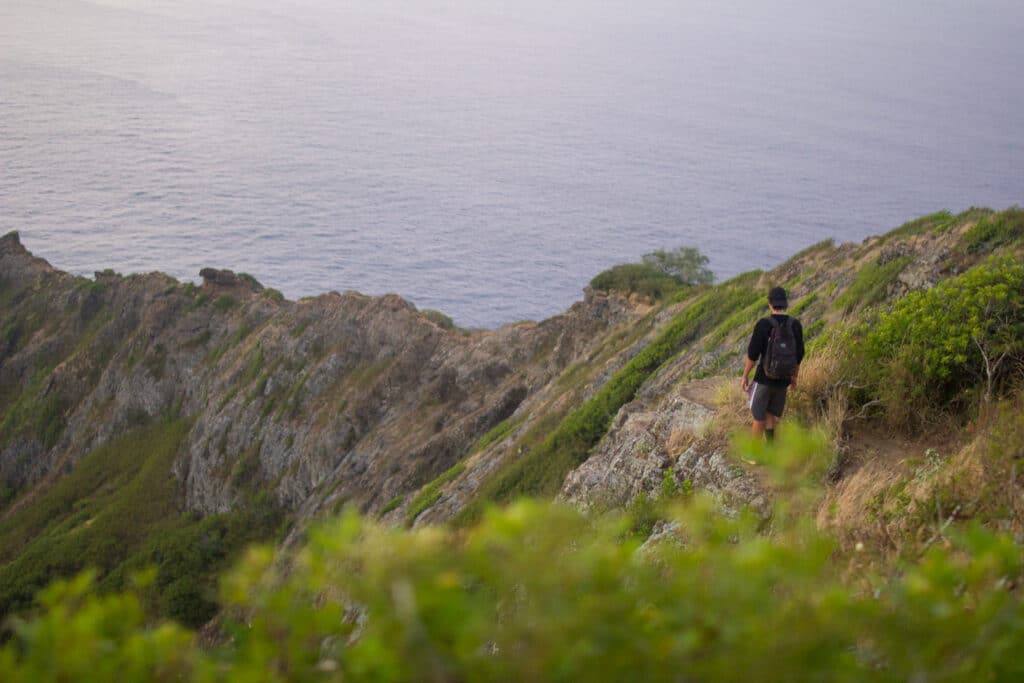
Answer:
[{"xmin": 0, "ymin": 418, "xmax": 282, "ymax": 626}]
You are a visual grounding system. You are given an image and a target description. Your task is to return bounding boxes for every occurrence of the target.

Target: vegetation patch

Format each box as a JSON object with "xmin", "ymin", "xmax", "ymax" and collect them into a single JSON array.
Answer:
[
  {"xmin": 421, "ymin": 309, "xmax": 456, "ymax": 330},
  {"xmin": 832, "ymin": 255, "xmax": 912, "ymax": 313},
  {"xmin": 379, "ymin": 496, "xmax": 404, "ymax": 515},
  {"xmin": 837, "ymin": 255, "xmax": 1024, "ymax": 431},
  {"xmin": 778, "ymin": 238, "xmax": 835, "ymax": 269},
  {"xmin": 702, "ymin": 296, "xmax": 763, "ymax": 350},
  {"xmin": 206, "ymin": 325, "xmax": 255, "ymax": 365},
  {"xmin": 0, "ymin": 290, "xmax": 55, "ymax": 363},
  {"xmin": 237, "ymin": 273, "xmax": 261, "ymax": 290},
  {"xmin": 282, "ymin": 373, "xmax": 309, "ymax": 419},
  {"xmin": 0, "ymin": 420, "xmax": 192, "ymax": 617},
  {"xmin": 788, "ymin": 291, "xmax": 818, "ymax": 316},
  {"xmin": 213, "ymin": 295, "xmax": 239, "ymax": 312},
  {"xmin": 589, "ymin": 263, "xmax": 684, "ymax": 299},
  {"xmin": 262, "ymin": 288, "xmax": 285, "ymax": 303},
  {"xmin": 348, "ymin": 358, "xmax": 395, "ymax": 390},
  {"xmin": 0, "ymin": 367, "xmax": 66, "ymax": 450},
  {"xmin": 472, "ymin": 416, "xmax": 522, "ymax": 453},
  {"xmin": 590, "ymin": 246, "xmax": 714, "ymax": 299},
  {"xmin": 803, "ymin": 319, "xmax": 825, "ymax": 342},
  {"xmin": 110, "ymin": 493, "xmax": 283, "ymax": 628},
  {"xmin": 0, "ymin": 418, "xmax": 284, "ymax": 628},
  {"xmin": 230, "ymin": 445, "xmax": 262, "ymax": 489},
  {"xmin": 961, "ymin": 206, "xmax": 1024, "ymax": 255},
  {"xmin": 879, "ymin": 210, "xmax": 955, "ymax": 243},
  {"xmin": 405, "ymin": 462, "xmax": 466, "ymax": 526}
]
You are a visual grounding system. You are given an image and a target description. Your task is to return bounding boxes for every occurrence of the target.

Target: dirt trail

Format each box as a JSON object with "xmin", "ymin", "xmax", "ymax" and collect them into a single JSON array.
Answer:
[
  {"xmin": 675, "ymin": 376, "xmax": 730, "ymax": 409},
  {"xmin": 671, "ymin": 373, "xmax": 967, "ymax": 544}
]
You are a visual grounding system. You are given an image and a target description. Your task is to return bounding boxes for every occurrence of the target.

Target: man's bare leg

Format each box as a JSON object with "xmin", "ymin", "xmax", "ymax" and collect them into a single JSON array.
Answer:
[{"xmin": 765, "ymin": 413, "xmax": 779, "ymax": 442}]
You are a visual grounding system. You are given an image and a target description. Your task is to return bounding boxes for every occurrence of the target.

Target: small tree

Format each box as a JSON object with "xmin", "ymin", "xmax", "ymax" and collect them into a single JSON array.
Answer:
[{"xmin": 641, "ymin": 247, "xmax": 715, "ymax": 286}]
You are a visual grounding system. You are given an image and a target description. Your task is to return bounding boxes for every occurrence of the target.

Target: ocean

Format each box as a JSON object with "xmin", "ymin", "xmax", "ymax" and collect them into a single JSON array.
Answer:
[{"xmin": 1, "ymin": 0, "xmax": 1021, "ymax": 327}]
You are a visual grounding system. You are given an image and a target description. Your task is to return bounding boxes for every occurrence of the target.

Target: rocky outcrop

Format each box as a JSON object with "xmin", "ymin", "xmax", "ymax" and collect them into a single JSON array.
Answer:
[
  {"xmin": 560, "ymin": 394, "xmax": 768, "ymax": 516},
  {"xmin": 560, "ymin": 397, "xmax": 713, "ymax": 510}
]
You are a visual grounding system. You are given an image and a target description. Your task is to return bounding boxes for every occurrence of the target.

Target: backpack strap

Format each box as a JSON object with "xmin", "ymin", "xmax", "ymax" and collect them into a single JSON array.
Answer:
[{"xmin": 760, "ymin": 317, "xmax": 779, "ymax": 369}]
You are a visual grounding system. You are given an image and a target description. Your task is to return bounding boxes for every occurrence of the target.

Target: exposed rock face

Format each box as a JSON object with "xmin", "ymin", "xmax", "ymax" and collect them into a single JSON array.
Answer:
[
  {"xmin": 560, "ymin": 397, "xmax": 714, "ymax": 510},
  {"xmin": 560, "ymin": 394, "xmax": 768, "ymax": 517},
  {"xmin": 0, "ymin": 231, "xmax": 641, "ymax": 519}
]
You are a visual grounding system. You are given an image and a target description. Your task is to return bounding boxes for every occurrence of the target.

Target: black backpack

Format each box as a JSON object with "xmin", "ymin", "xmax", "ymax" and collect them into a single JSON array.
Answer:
[{"xmin": 762, "ymin": 317, "xmax": 798, "ymax": 380}]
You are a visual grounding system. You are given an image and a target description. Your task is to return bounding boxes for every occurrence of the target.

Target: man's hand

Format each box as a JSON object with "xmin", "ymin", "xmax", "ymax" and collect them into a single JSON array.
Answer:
[
  {"xmin": 740, "ymin": 375, "xmax": 749, "ymax": 393},
  {"xmin": 789, "ymin": 376, "xmax": 798, "ymax": 390}
]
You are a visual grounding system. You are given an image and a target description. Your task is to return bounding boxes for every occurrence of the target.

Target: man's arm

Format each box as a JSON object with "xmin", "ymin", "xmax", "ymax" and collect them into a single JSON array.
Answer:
[
  {"xmin": 742, "ymin": 320, "xmax": 765, "ymax": 391},
  {"xmin": 741, "ymin": 356, "xmax": 756, "ymax": 392},
  {"xmin": 790, "ymin": 318, "xmax": 805, "ymax": 389}
]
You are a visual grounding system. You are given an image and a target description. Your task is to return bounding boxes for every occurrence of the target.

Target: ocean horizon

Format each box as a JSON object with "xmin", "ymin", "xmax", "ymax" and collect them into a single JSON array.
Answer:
[{"xmin": 2, "ymin": 0, "xmax": 1021, "ymax": 327}]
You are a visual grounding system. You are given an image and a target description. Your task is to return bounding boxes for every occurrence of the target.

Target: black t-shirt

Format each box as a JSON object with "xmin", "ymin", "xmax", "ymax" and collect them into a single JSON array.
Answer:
[{"xmin": 747, "ymin": 314, "xmax": 805, "ymax": 386}]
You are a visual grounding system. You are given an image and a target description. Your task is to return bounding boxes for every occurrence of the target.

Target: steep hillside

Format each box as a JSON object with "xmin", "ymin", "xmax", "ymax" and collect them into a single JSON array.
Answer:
[
  {"xmin": 1, "ymin": 206, "xmax": 1022, "ymax": 626},
  {"xmin": 411, "ymin": 207, "xmax": 1024, "ymax": 531}
]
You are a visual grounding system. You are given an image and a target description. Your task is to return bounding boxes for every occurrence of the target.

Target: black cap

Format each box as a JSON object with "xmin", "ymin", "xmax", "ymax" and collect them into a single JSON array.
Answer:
[{"xmin": 768, "ymin": 286, "xmax": 788, "ymax": 309}]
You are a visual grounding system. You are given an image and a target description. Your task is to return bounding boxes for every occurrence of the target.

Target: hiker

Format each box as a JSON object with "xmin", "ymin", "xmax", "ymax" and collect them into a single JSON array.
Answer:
[{"xmin": 740, "ymin": 286, "xmax": 804, "ymax": 442}]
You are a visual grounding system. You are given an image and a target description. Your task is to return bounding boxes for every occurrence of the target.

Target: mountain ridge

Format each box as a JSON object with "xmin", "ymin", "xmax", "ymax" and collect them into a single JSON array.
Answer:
[{"xmin": 1, "ymin": 206, "xmax": 1022, "ymax": 624}]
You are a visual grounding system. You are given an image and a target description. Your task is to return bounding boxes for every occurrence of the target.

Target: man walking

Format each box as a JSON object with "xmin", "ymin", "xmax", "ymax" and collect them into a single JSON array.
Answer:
[{"xmin": 740, "ymin": 287, "xmax": 804, "ymax": 442}]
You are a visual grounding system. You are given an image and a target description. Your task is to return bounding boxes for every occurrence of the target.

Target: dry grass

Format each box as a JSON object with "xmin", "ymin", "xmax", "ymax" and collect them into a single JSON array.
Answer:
[
  {"xmin": 788, "ymin": 336, "xmax": 850, "ymax": 451},
  {"xmin": 666, "ymin": 426, "xmax": 696, "ymax": 456},
  {"xmin": 710, "ymin": 378, "xmax": 751, "ymax": 436},
  {"xmin": 817, "ymin": 398, "xmax": 1022, "ymax": 557}
]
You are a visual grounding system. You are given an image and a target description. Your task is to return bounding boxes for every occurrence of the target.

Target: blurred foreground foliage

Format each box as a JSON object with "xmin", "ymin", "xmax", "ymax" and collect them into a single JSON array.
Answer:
[{"xmin": 3, "ymin": 430, "xmax": 1023, "ymax": 682}]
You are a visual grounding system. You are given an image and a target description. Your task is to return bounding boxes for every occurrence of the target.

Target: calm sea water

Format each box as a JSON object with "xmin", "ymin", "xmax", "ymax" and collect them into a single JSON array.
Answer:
[{"xmin": 2, "ymin": 0, "xmax": 1022, "ymax": 327}]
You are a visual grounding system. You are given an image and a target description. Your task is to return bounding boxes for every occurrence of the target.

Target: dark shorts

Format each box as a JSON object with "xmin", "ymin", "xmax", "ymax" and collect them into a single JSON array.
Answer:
[{"xmin": 749, "ymin": 382, "xmax": 788, "ymax": 421}]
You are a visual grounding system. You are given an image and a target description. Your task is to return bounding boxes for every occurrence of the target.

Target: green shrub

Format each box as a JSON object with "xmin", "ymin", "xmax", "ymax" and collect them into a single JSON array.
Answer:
[
  {"xmin": 0, "ymin": 573, "xmax": 197, "ymax": 680},
  {"xmin": 421, "ymin": 309, "xmax": 456, "ymax": 330},
  {"xmin": 702, "ymin": 298, "xmax": 763, "ymax": 350},
  {"xmin": 116, "ymin": 494, "xmax": 284, "ymax": 628},
  {"xmin": 262, "ymin": 288, "xmax": 285, "ymax": 303},
  {"xmin": 590, "ymin": 246, "xmax": 715, "ymax": 298},
  {"xmin": 803, "ymin": 319, "xmax": 825, "ymax": 342},
  {"xmin": 840, "ymin": 256, "xmax": 1024, "ymax": 429},
  {"xmin": 589, "ymin": 263, "xmax": 682, "ymax": 299},
  {"xmin": 640, "ymin": 246, "xmax": 714, "ymax": 286}
]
